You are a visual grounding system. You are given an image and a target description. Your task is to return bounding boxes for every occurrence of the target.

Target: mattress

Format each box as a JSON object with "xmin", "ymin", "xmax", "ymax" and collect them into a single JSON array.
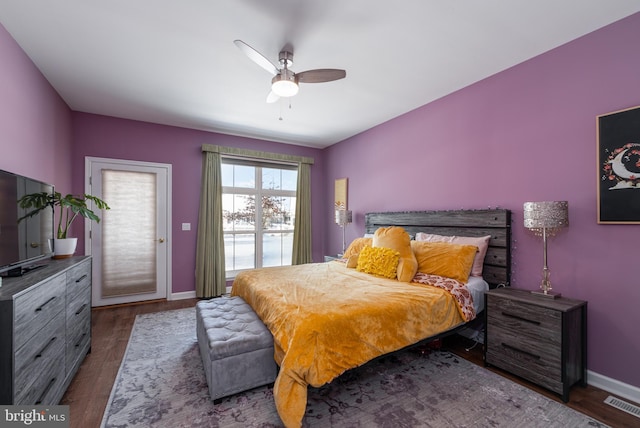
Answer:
[{"xmin": 466, "ymin": 275, "xmax": 489, "ymax": 314}]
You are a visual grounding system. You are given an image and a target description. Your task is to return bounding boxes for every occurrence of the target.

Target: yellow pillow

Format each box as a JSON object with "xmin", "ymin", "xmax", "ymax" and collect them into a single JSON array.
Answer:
[
  {"xmin": 415, "ymin": 232, "xmax": 489, "ymax": 277},
  {"xmin": 344, "ymin": 237, "xmax": 373, "ymax": 259},
  {"xmin": 356, "ymin": 246, "xmax": 400, "ymax": 279},
  {"xmin": 373, "ymin": 226, "xmax": 418, "ymax": 282},
  {"xmin": 410, "ymin": 241, "xmax": 478, "ymax": 283},
  {"xmin": 346, "ymin": 253, "xmax": 359, "ymax": 268}
]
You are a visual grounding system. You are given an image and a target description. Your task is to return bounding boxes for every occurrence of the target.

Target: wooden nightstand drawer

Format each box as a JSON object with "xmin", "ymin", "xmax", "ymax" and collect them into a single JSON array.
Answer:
[
  {"xmin": 487, "ymin": 295, "xmax": 561, "ymax": 335},
  {"xmin": 486, "ymin": 297, "xmax": 562, "ymax": 366},
  {"xmin": 486, "ymin": 328, "xmax": 562, "ymax": 393},
  {"xmin": 484, "ymin": 287, "xmax": 587, "ymax": 402}
]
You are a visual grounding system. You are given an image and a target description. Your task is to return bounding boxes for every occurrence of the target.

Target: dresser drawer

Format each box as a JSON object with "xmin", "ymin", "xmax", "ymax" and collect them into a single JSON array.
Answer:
[
  {"xmin": 66, "ymin": 309, "xmax": 90, "ymax": 373},
  {"xmin": 14, "ymin": 311, "xmax": 66, "ymax": 404},
  {"xmin": 66, "ymin": 260, "xmax": 91, "ymax": 298},
  {"xmin": 15, "ymin": 353, "xmax": 66, "ymax": 405},
  {"xmin": 66, "ymin": 327, "xmax": 90, "ymax": 367},
  {"xmin": 67, "ymin": 286, "xmax": 91, "ymax": 325},
  {"xmin": 14, "ymin": 275, "xmax": 66, "ymax": 350}
]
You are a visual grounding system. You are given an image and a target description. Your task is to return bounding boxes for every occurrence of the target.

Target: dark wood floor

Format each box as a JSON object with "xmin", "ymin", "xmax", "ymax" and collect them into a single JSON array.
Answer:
[{"xmin": 62, "ymin": 299, "xmax": 639, "ymax": 428}]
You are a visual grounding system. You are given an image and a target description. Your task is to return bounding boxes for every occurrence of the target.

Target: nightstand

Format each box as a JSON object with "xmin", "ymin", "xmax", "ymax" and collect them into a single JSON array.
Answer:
[
  {"xmin": 484, "ymin": 287, "xmax": 587, "ymax": 402},
  {"xmin": 324, "ymin": 255, "xmax": 341, "ymax": 262}
]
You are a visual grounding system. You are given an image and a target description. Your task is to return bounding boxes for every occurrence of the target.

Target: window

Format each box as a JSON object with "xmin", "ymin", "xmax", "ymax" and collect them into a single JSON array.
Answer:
[{"xmin": 221, "ymin": 159, "xmax": 297, "ymax": 277}]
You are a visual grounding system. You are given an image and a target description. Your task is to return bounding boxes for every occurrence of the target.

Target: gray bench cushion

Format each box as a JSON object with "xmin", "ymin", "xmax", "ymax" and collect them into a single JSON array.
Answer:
[{"xmin": 196, "ymin": 296, "xmax": 278, "ymax": 401}]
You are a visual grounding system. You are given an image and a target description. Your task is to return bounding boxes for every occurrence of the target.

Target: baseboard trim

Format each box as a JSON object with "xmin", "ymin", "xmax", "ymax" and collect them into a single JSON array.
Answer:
[
  {"xmin": 170, "ymin": 291, "xmax": 196, "ymax": 301},
  {"xmin": 588, "ymin": 370, "xmax": 640, "ymax": 404}
]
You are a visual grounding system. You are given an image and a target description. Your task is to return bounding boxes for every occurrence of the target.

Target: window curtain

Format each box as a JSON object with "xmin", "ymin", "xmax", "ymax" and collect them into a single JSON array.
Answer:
[
  {"xmin": 195, "ymin": 150, "xmax": 226, "ymax": 298},
  {"xmin": 196, "ymin": 145, "xmax": 314, "ymax": 296},
  {"xmin": 292, "ymin": 161, "xmax": 312, "ymax": 264}
]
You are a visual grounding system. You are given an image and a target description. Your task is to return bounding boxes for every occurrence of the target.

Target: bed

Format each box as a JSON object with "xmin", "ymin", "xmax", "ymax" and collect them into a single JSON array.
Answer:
[{"xmin": 231, "ymin": 209, "xmax": 511, "ymax": 427}]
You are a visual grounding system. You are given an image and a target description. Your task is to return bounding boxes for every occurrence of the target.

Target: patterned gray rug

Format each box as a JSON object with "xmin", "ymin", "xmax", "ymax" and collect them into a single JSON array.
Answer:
[{"xmin": 101, "ymin": 307, "xmax": 606, "ymax": 428}]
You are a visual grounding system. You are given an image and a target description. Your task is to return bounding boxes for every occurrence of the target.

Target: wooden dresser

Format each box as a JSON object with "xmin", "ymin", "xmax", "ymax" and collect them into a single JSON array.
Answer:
[
  {"xmin": 0, "ymin": 256, "xmax": 92, "ymax": 405},
  {"xmin": 484, "ymin": 287, "xmax": 587, "ymax": 402}
]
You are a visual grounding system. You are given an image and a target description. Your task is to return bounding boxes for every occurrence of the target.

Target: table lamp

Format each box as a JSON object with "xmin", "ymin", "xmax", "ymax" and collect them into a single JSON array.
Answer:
[
  {"xmin": 335, "ymin": 209, "xmax": 353, "ymax": 256},
  {"xmin": 523, "ymin": 201, "xmax": 569, "ymax": 298}
]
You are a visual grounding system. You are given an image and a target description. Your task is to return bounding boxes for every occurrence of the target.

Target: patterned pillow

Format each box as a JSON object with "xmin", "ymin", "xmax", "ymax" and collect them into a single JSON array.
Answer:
[{"xmin": 356, "ymin": 246, "xmax": 400, "ymax": 279}]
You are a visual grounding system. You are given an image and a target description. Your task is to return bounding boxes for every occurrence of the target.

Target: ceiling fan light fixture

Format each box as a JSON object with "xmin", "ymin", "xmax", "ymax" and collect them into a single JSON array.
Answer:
[{"xmin": 271, "ymin": 70, "xmax": 299, "ymax": 97}]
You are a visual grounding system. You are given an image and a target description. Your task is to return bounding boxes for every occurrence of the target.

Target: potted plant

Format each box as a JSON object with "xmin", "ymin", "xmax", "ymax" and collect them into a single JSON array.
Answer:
[{"xmin": 18, "ymin": 191, "xmax": 110, "ymax": 259}]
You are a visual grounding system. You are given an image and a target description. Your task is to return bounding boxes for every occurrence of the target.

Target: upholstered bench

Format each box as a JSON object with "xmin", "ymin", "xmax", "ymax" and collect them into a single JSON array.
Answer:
[{"xmin": 196, "ymin": 296, "xmax": 278, "ymax": 401}]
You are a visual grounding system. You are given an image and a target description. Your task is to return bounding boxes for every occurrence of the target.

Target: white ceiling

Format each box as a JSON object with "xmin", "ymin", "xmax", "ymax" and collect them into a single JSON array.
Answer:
[{"xmin": 1, "ymin": 1, "xmax": 639, "ymax": 149}]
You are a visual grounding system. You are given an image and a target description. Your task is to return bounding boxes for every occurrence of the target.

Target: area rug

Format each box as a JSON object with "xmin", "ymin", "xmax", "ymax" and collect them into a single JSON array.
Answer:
[{"xmin": 101, "ymin": 307, "xmax": 607, "ymax": 428}]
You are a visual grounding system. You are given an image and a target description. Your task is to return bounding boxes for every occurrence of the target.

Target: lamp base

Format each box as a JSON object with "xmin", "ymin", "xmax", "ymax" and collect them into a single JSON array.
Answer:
[{"xmin": 531, "ymin": 289, "xmax": 562, "ymax": 299}]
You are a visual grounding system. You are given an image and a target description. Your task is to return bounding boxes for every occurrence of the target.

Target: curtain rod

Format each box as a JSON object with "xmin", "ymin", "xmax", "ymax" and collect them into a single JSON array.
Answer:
[{"xmin": 202, "ymin": 144, "xmax": 314, "ymax": 165}]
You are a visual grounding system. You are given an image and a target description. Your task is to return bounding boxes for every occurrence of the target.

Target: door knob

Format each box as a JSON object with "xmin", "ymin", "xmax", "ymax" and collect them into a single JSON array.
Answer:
[{"xmin": 158, "ymin": 238, "xmax": 165, "ymax": 243}]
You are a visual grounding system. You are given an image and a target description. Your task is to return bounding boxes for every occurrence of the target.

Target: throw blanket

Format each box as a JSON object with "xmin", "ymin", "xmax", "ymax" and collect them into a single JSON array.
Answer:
[{"xmin": 231, "ymin": 262, "xmax": 466, "ymax": 427}]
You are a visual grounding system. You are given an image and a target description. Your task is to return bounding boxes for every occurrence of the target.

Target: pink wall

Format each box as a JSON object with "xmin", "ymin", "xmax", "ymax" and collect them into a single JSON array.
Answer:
[
  {"xmin": 0, "ymin": 24, "xmax": 72, "ymax": 191},
  {"xmin": 71, "ymin": 113, "xmax": 326, "ymax": 293},
  {"xmin": 325, "ymin": 13, "xmax": 640, "ymax": 389}
]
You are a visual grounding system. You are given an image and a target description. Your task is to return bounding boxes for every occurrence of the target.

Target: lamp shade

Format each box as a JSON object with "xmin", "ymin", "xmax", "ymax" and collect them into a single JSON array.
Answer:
[
  {"xmin": 335, "ymin": 209, "xmax": 352, "ymax": 226},
  {"xmin": 523, "ymin": 201, "xmax": 568, "ymax": 234}
]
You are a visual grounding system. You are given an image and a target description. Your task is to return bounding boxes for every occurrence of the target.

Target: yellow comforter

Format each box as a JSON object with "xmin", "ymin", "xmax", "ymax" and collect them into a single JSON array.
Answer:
[{"xmin": 231, "ymin": 261, "xmax": 464, "ymax": 427}]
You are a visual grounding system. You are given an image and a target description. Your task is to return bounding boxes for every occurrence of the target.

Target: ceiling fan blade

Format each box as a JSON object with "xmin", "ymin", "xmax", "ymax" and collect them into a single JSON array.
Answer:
[
  {"xmin": 266, "ymin": 91, "xmax": 280, "ymax": 103},
  {"xmin": 296, "ymin": 69, "xmax": 346, "ymax": 83},
  {"xmin": 234, "ymin": 40, "xmax": 279, "ymax": 75}
]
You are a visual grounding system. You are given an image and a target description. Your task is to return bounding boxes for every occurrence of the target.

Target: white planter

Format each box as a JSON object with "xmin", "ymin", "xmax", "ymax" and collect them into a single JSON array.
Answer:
[{"xmin": 52, "ymin": 238, "xmax": 78, "ymax": 259}]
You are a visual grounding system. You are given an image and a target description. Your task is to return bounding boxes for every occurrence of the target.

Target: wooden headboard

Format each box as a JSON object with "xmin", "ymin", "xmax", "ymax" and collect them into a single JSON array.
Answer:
[{"xmin": 365, "ymin": 209, "xmax": 511, "ymax": 288}]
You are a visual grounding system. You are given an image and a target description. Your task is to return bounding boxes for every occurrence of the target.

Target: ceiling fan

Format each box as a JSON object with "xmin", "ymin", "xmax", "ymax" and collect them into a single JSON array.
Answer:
[{"xmin": 234, "ymin": 40, "xmax": 346, "ymax": 103}]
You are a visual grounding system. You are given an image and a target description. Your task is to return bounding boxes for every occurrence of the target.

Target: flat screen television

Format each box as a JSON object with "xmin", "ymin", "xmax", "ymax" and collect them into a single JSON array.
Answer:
[{"xmin": 0, "ymin": 168, "xmax": 54, "ymax": 276}]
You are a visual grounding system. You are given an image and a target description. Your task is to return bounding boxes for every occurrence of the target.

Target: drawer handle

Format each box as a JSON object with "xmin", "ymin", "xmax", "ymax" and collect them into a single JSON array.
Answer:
[
  {"xmin": 34, "ymin": 337, "xmax": 57, "ymax": 360},
  {"xmin": 501, "ymin": 343, "xmax": 541, "ymax": 360},
  {"xmin": 75, "ymin": 303, "xmax": 88, "ymax": 316},
  {"xmin": 75, "ymin": 274, "xmax": 88, "ymax": 283},
  {"xmin": 501, "ymin": 311, "xmax": 540, "ymax": 325},
  {"xmin": 75, "ymin": 333, "xmax": 87, "ymax": 348},
  {"xmin": 35, "ymin": 377, "xmax": 57, "ymax": 405},
  {"xmin": 35, "ymin": 296, "xmax": 57, "ymax": 312}
]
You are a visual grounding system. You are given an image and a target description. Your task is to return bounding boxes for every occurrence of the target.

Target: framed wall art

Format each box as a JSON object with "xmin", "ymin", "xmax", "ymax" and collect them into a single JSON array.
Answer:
[
  {"xmin": 597, "ymin": 105, "xmax": 640, "ymax": 223},
  {"xmin": 334, "ymin": 178, "xmax": 348, "ymax": 209}
]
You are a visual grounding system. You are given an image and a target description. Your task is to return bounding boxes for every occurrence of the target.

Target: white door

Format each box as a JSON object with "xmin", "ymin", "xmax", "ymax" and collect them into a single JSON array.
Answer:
[{"xmin": 86, "ymin": 157, "xmax": 172, "ymax": 307}]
